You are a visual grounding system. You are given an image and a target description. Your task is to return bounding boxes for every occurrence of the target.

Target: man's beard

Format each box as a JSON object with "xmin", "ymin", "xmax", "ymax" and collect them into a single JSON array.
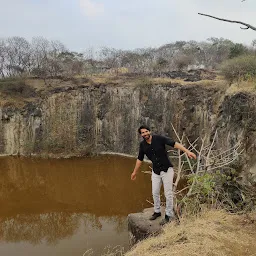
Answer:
[{"xmin": 143, "ymin": 135, "xmax": 150, "ymax": 140}]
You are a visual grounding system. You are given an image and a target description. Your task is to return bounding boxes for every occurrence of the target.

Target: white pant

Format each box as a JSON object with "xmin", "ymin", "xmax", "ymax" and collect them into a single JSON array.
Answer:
[{"xmin": 152, "ymin": 167, "xmax": 174, "ymax": 217}]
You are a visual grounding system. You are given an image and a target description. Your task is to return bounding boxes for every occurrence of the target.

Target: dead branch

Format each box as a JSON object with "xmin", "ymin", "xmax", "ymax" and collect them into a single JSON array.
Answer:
[
  {"xmin": 171, "ymin": 123, "xmax": 194, "ymax": 174},
  {"xmin": 174, "ymin": 185, "xmax": 190, "ymax": 195},
  {"xmin": 205, "ymin": 130, "xmax": 218, "ymax": 172},
  {"xmin": 187, "ymin": 137, "xmax": 205, "ymax": 197},
  {"xmin": 171, "ymin": 126, "xmax": 243, "ymax": 212},
  {"xmin": 198, "ymin": 13, "xmax": 256, "ymax": 31},
  {"xmin": 174, "ymin": 162, "xmax": 184, "ymax": 190}
]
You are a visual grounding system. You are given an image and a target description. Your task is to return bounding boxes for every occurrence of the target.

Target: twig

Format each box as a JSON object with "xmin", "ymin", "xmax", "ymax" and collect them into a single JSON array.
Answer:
[
  {"xmin": 174, "ymin": 185, "xmax": 190, "ymax": 195},
  {"xmin": 205, "ymin": 130, "xmax": 218, "ymax": 171},
  {"xmin": 142, "ymin": 171, "xmax": 151, "ymax": 174},
  {"xmin": 174, "ymin": 162, "xmax": 184, "ymax": 189},
  {"xmin": 209, "ymin": 143, "xmax": 241, "ymax": 160},
  {"xmin": 83, "ymin": 249, "xmax": 94, "ymax": 256},
  {"xmin": 146, "ymin": 199, "xmax": 154, "ymax": 206}
]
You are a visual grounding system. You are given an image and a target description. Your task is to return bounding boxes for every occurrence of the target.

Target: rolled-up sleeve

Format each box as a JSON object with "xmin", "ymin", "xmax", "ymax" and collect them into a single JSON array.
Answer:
[
  {"xmin": 137, "ymin": 144, "xmax": 144, "ymax": 161},
  {"xmin": 163, "ymin": 136, "xmax": 175, "ymax": 147}
]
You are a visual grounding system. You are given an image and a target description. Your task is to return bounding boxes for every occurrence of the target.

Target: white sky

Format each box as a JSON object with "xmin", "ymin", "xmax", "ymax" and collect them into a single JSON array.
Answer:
[{"xmin": 1, "ymin": 0, "xmax": 256, "ymax": 51}]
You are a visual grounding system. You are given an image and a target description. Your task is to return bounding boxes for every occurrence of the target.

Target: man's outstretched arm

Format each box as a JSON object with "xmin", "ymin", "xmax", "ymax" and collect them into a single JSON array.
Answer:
[
  {"xmin": 174, "ymin": 142, "xmax": 197, "ymax": 159},
  {"xmin": 131, "ymin": 159, "xmax": 142, "ymax": 180}
]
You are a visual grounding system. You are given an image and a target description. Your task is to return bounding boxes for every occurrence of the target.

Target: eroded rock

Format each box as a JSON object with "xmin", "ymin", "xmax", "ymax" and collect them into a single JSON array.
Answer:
[{"xmin": 128, "ymin": 207, "xmax": 165, "ymax": 245}]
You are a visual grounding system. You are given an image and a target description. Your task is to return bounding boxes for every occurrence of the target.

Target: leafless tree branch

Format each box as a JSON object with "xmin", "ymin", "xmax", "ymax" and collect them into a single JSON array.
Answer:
[{"xmin": 198, "ymin": 13, "xmax": 256, "ymax": 31}]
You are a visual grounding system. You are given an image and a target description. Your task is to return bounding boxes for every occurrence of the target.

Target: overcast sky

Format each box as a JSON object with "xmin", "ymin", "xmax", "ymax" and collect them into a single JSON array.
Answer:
[{"xmin": 1, "ymin": 0, "xmax": 256, "ymax": 51}]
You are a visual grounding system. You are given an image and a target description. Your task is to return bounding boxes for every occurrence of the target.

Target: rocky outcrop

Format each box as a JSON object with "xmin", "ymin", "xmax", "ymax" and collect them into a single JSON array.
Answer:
[
  {"xmin": 128, "ymin": 208, "xmax": 164, "ymax": 245},
  {"xmin": 216, "ymin": 92, "xmax": 256, "ymax": 172},
  {"xmin": 0, "ymin": 81, "xmax": 255, "ymax": 175},
  {"xmin": 0, "ymin": 83, "xmax": 221, "ymax": 156}
]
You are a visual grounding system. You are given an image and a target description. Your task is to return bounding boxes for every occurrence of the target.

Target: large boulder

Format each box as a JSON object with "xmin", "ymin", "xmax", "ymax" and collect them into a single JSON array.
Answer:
[{"xmin": 128, "ymin": 207, "xmax": 165, "ymax": 245}]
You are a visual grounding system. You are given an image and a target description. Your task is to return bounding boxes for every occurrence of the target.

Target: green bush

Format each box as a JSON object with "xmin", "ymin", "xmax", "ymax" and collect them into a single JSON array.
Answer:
[
  {"xmin": 220, "ymin": 55, "xmax": 256, "ymax": 83},
  {"xmin": 179, "ymin": 168, "xmax": 255, "ymax": 215},
  {"xmin": 228, "ymin": 43, "xmax": 248, "ymax": 59}
]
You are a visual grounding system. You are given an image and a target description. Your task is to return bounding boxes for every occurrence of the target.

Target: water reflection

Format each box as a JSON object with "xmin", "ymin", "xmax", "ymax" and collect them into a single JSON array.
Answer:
[
  {"xmin": 0, "ymin": 155, "xmax": 151, "ymax": 255},
  {"xmin": 0, "ymin": 213, "xmax": 128, "ymax": 244}
]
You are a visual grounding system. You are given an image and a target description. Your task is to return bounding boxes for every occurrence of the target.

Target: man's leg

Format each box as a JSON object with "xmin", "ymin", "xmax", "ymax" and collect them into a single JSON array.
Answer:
[
  {"xmin": 161, "ymin": 167, "xmax": 174, "ymax": 217},
  {"xmin": 152, "ymin": 171, "xmax": 162, "ymax": 213}
]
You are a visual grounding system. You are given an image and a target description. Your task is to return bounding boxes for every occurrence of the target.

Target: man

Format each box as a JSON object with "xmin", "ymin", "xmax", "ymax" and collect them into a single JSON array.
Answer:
[{"xmin": 131, "ymin": 125, "xmax": 196, "ymax": 225}]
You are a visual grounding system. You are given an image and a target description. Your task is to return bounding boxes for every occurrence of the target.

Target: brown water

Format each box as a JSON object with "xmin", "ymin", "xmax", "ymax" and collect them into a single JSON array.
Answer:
[{"xmin": 0, "ymin": 155, "xmax": 152, "ymax": 256}]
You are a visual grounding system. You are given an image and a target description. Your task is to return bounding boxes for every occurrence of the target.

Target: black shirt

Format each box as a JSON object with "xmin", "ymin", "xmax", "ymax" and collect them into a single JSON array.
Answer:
[{"xmin": 137, "ymin": 135, "xmax": 176, "ymax": 175}]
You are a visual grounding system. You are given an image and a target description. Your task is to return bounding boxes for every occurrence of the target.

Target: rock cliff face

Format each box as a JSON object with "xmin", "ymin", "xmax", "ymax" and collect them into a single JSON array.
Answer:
[{"xmin": 0, "ymin": 82, "xmax": 255, "ymax": 174}]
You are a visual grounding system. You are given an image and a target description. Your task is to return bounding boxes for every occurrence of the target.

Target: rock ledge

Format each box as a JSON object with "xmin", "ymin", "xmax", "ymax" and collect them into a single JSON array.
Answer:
[{"xmin": 128, "ymin": 207, "xmax": 165, "ymax": 245}]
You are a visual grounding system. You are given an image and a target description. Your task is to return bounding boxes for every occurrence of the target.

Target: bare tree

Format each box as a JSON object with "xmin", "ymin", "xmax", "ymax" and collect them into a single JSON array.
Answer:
[
  {"xmin": 99, "ymin": 47, "xmax": 124, "ymax": 75},
  {"xmin": 170, "ymin": 125, "xmax": 244, "ymax": 217},
  {"xmin": 48, "ymin": 40, "xmax": 66, "ymax": 77},
  {"xmin": 0, "ymin": 39, "xmax": 6, "ymax": 78},
  {"xmin": 58, "ymin": 51, "xmax": 85, "ymax": 77},
  {"xmin": 31, "ymin": 37, "xmax": 51, "ymax": 79},
  {"xmin": 5, "ymin": 37, "xmax": 32, "ymax": 77},
  {"xmin": 31, "ymin": 37, "xmax": 66, "ymax": 79},
  {"xmin": 84, "ymin": 47, "xmax": 99, "ymax": 75}
]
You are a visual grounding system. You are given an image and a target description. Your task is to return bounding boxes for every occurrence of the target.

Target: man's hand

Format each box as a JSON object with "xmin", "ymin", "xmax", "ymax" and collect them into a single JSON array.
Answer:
[
  {"xmin": 131, "ymin": 172, "xmax": 137, "ymax": 181},
  {"xmin": 174, "ymin": 143, "xmax": 197, "ymax": 160},
  {"xmin": 187, "ymin": 151, "xmax": 197, "ymax": 159}
]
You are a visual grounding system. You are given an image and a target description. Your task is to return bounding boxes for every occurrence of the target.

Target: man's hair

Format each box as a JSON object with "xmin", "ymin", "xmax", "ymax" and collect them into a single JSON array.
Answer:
[{"xmin": 138, "ymin": 125, "xmax": 151, "ymax": 134}]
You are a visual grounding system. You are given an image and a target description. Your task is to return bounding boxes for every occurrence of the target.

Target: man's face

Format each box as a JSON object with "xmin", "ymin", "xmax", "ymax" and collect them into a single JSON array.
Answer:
[{"xmin": 140, "ymin": 128, "xmax": 151, "ymax": 140}]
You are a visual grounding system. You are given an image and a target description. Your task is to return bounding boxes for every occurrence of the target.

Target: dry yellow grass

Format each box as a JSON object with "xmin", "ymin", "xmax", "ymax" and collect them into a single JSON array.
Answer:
[
  {"xmin": 74, "ymin": 74, "xmax": 220, "ymax": 87},
  {"xmin": 226, "ymin": 80, "xmax": 256, "ymax": 95},
  {"xmin": 126, "ymin": 209, "xmax": 256, "ymax": 256},
  {"xmin": 1, "ymin": 74, "xmax": 255, "ymax": 109},
  {"xmin": 151, "ymin": 77, "xmax": 186, "ymax": 85}
]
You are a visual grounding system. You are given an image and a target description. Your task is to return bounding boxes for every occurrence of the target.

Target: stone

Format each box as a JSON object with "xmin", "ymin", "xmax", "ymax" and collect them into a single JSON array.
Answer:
[{"xmin": 128, "ymin": 207, "xmax": 165, "ymax": 245}]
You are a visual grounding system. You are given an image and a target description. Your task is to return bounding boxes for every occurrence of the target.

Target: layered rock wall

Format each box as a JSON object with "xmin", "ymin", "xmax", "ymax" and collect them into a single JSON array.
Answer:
[{"xmin": 0, "ymin": 83, "xmax": 255, "ymax": 174}]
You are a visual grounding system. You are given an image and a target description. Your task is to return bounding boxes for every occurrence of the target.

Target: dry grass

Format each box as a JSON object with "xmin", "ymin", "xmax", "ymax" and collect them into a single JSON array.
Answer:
[
  {"xmin": 151, "ymin": 77, "xmax": 186, "ymax": 85},
  {"xmin": 74, "ymin": 73, "xmax": 219, "ymax": 87},
  {"xmin": 226, "ymin": 80, "xmax": 256, "ymax": 95},
  {"xmin": 1, "ymin": 73, "xmax": 254, "ymax": 108},
  {"xmin": 83, "ymin": 246, "xmax": 125, "ymax": 256},
  {"xmin": 190, "ymin": 79, "xmax": 221, "ymax": 87},
  {"xmin": 152, "ymin": 76, "xmax": 226, "ymax": 88},
  {"xmin": 212, "ymin": 73, "xmax": 256, "ymax": 95},
  {"xmin": 126, "ymin": 209, "xmax": 256, "ymax": 256}
]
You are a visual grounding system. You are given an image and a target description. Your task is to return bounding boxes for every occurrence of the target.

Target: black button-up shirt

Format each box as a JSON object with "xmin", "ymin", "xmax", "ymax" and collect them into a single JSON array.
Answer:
[{"xmin": 137, "ymin": 135, "xmax": 176, "ymax": 175}]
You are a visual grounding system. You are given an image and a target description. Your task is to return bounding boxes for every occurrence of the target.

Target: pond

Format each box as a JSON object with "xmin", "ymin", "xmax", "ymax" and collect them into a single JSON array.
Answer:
[{"xmin": 0, "ymin": 155, "xmax": 152, "ymax": 256}]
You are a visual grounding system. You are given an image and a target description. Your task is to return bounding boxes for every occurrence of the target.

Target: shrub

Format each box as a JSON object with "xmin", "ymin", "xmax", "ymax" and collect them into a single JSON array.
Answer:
[
  {"xmin": 220, "ymin": 55, "xmax": 256, "ymax": 83},
  {"xmin": 0, "ymin": 78, "xmax": 36, "ymax": 97},
  {"xmin": 228, "ymin": 43, "xmax": 248, "ymax": 59},
  {"xmin": 180, "ymin": 168, "xmax": 255, "ymax": 215},
  {"xmin": 173, "ymin": 55, "xmax": 193, "ymax": 71}
]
